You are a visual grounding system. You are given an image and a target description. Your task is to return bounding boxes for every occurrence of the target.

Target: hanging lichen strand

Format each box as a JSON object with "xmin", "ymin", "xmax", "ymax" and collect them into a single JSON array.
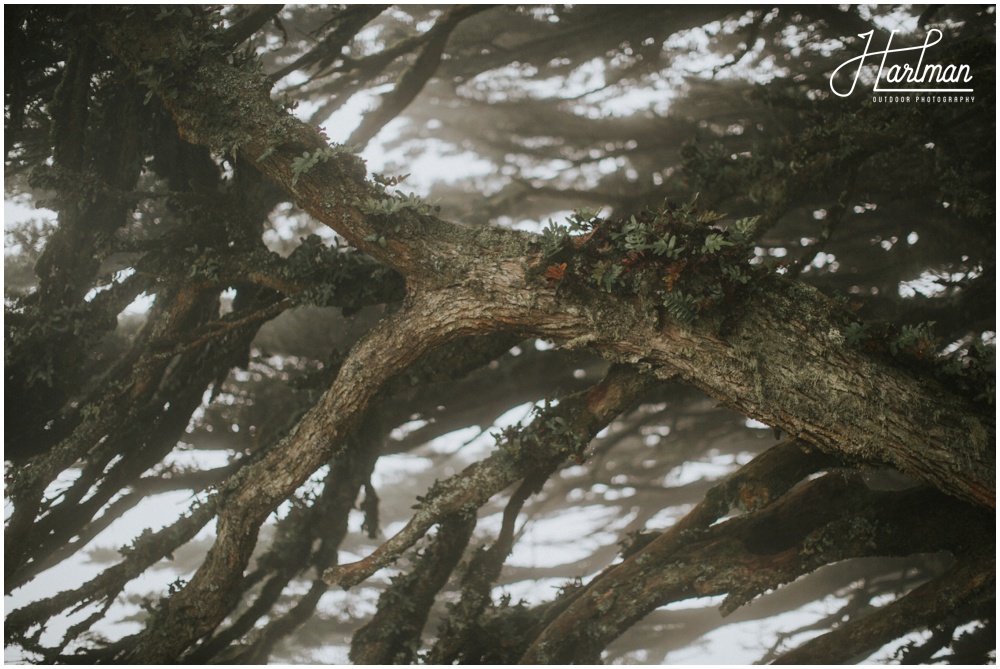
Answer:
[{"xmin": 540, "ymin": 199, "xmax": 762, "ymax": 326}]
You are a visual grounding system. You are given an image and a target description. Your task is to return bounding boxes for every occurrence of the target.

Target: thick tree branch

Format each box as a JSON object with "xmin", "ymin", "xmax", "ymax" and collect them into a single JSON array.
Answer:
[
  {"xmin": 513, "ymin": 439, "xmax": 842, "ymax": 653},
  {"xmin": 772, "ymin": 548, "xmax": 995, "ymax": 664},
  {"xmin": 117, "ymin": 288, "xmax": 485, "ymax": 662},
  {"xmin": 519, "ymin": 475, "xmax": 992, "ymax": 663}
]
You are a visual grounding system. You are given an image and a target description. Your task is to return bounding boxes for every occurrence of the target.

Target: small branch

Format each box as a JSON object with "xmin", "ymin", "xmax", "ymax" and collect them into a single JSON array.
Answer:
[
  {"xmin": 349, "ymin": 512, "xmax": 477, "ymax": 664},
  {"xmin": 4, "ymin": 501, "xmax": 217, "ymax": 648},
  {"xmin": 149, "ymin": 298, "xmax": 292, "ymax": 361},
  {"xmin": 270, "ymin": 6, "xmax": 389, "ymax": 82},
  {"xmin": 10, "ymin": 463, "xmax": 234, "ymax": 588},
  {"xmin": 218, "ymin": 5, "xmax": 284, "ymax": 49},
  {"xmin": 324, "ymin": 364, "xmax": 657, "ymax": 588},
  {"xmin": 346, "ymin": 6, "xmax": 494, "ymax": 149},
  {"xmin": 426, "ymin": 471, "xmax": 550, "ymax": 664}
]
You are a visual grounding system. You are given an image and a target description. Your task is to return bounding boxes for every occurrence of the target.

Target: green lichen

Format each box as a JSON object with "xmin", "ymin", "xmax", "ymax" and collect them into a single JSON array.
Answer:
[
  {"xmin": 842, "ymin": 319, "xmax": 995, "ymax": 404},
  {"xmin": 357, "ymin": 192, "xmax": 437, "ymax": 219},
  {"xmin": 290, "ymin": 146, "xmax": 353, "ymax": 185},
  {"xmin": 540, "ymin": 200, "xmax": 764, "ymax": 328}
]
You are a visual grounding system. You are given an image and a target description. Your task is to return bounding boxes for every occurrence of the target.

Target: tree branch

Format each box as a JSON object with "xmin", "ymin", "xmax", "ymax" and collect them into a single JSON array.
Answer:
[
  {"xmin": 326, "ymin": 363, "xmax": 657, "ymax": 588},
  {"xmin": 218, "ymin": 5, "xmax": 284, "ymax": 50},
  {"xmin": 772, "ymin": 548, "xmax": 995, "ymax": 664},
  {"xmin": 115, "ymin": 288, "xmax": 485, "ymax": 662},
  {"xmin": 349, "ymin": 512, "xmax": 477, "ymax": 664},
  {"xmin": 519, "ymin": 475, "xmax": 992, "ymax": 663},
  {"xmin": 4, "ymin": 501, "xmax": 217, "ymax": 647},
  {"xmin": 346, "ymin": 6, "xmax": 495, "ymax": 149}
]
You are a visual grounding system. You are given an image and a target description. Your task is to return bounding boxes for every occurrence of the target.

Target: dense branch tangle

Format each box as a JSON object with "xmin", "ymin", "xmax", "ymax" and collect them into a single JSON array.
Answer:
[{"xmin": 5, "ymin": 5, "xmax": 995, "ymax": 665}]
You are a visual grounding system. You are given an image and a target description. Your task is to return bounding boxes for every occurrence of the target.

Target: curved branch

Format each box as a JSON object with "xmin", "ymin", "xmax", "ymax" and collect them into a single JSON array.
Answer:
[{"xmin": 116, "ymin": 288, "xmax": 486, "ymax": 662}]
